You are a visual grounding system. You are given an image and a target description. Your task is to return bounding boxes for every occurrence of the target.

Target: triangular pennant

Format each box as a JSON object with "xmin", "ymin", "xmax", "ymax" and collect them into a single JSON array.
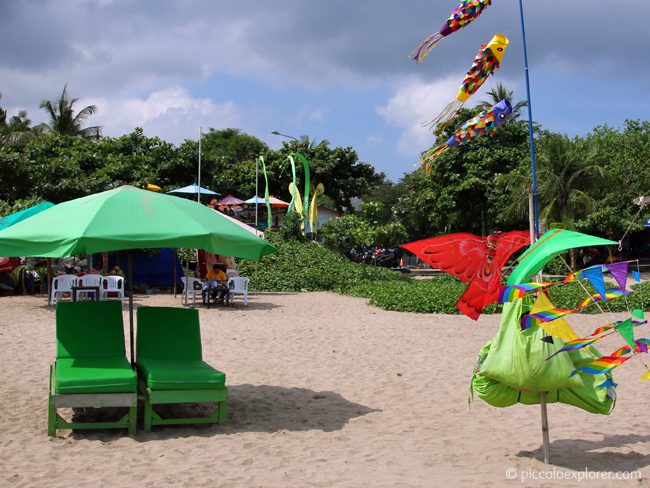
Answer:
[
  {"xmin": 530, "ymin": 293, "xmax": 578, "ymax": 341},
  {"xmin": 615, "ymin": 318, "xmax": 636, "ymax": 349},
  {"xmin": 632, "ymin": 270, "xmax": 641, "ymax": 282},
  {"xmin": 640, "ymin": 370, "xmax": 650, "ymax": 381},
  {"xmin": 541, "ymin": 336, "xmax": 554, "ymax": 344},
  {"xmin": 596, "ymin": 378, "xmax": 618, "ymax": 388},
  {"xmin": 635, "ymin": 339, "xmax": 649, "ymax": 353},
  {"xmin": 606, "ymin": 261, "xmax": 629, "ymax": 291},
  {"xmin": 632, "ymin": 309, "xmax": 645, "ymax": 321},
  {"xmin": 583, "ymin": 267, "xmax": 607, "ymax": 301}
]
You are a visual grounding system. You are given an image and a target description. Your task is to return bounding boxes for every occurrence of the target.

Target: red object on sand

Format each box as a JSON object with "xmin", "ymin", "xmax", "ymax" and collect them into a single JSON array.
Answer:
[{"xmin": 401, "ymin": 231, "xmax": 530, "ymax": 320}]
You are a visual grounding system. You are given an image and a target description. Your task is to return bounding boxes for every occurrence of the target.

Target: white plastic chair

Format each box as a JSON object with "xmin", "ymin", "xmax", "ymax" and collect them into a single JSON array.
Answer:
[
  {"xmin": 100, "ymin": 275, "xmax": 125, "ymax": 305},
  {"xmin": 226, "ymin": 268, "xmax": 239, "ymax": 279},
  {"xmin": 227, "ymin": 277, "xmax": 250, "ymax": 306},
  {"xmin": 181, "ymin": 277, "xmax": 203, "ymax": 307},
  {"xmin": 50, "ymin": 275, "xmax": 78, "ymax": 305},
  {"xmin": 77, "ymin": 273, "xmax": 102, "ymax": 300}
]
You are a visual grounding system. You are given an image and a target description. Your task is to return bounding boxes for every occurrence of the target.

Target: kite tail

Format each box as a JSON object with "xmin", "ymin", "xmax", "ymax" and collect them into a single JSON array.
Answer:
[
  {"xmin": 420, "ymin": 144, "xmax": 448, "ymax": 174},
  {"xmin": 410, "ymin": 32, "xmax": 445, "ymax": 63},
  {"xmin": 423, "ymin": 98, "xmax": 464, "ymax": 134}
]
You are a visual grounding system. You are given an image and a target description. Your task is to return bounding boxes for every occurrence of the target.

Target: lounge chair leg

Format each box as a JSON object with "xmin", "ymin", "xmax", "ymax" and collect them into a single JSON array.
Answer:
[
  {"xmin": 144, "ymin": 395, "xmax": 153, "ymax": 433},
  {"xmin": 47, "ymin": 366, "xmax": 57, "ymax": 436},
  {"xmin": 47, "ymin": 393, "xmax": 57, "ymax": 436},
  {"xmin": 128, "ymin": 396, "xmax": 137, "ymax": 436},
  {"xmin": 218, "ymin": 400, "xmax": 228, "ymax": 425}
]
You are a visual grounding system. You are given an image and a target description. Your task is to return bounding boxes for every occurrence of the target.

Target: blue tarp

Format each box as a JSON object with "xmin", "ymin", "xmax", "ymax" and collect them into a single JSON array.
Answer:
[{"xmin": 100, "ymin": 249, "xmax": 184, "ymax": 287}]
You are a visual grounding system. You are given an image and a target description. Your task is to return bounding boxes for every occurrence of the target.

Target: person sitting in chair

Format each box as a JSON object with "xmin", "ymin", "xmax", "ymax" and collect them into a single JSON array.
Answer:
[{"xmin": 203, "ymin": 263, "xmax": 227, "ymax": 303}]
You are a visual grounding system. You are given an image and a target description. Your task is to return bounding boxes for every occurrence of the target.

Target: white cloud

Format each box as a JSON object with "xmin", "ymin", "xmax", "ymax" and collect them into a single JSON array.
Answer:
[
  {"xmin": 83, "ymin": 86, "xmax": 243, "ymax": 143},
  {"xmin": 376, "ymin": 77, "xmax": 461, "ymax": 157}
]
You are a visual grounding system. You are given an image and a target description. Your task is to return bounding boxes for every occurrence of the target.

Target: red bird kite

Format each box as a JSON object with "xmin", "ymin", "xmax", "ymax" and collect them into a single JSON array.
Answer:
[{"xmin": 401, "ymin": 231, "xmax": 530, "ymax": 320}]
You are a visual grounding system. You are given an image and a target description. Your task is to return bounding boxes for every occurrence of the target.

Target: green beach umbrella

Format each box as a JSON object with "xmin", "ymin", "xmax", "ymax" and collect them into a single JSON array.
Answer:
[
  {"xmin": 0, "ymin": 185, "xmax": 276, "ymax": 362},
  {"xmin": 0, "ymin": 185, "xmax": 275, "ymax": 259}
]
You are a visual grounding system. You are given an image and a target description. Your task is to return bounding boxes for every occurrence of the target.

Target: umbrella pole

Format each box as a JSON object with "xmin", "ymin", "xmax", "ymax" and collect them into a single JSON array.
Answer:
[
  {"xmin": 540, "ymin": 391, "xmax": 550, "ymax": 463},
  {"xmin": 47, "ymin": 258, "xmax": 53, "ymax": 305},
  {"xmin": 172, "ymin": 249, "xmax": 177, "ymax": 299},
  {"xmin": 128, "ymin": 252, "xmax": 135, "ymax": 367}
]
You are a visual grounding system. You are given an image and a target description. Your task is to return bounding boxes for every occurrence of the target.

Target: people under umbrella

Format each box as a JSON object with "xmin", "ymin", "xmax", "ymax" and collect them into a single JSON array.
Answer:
[{"xmin": 202, "ymin": 263, "xmax": 228, "ymax": 304}]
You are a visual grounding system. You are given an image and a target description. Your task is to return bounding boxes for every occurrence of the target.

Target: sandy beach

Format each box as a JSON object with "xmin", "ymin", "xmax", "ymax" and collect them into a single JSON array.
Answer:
[{"xmin": 1, "ymin": 291, "xmax": 649, "ymax": 487}]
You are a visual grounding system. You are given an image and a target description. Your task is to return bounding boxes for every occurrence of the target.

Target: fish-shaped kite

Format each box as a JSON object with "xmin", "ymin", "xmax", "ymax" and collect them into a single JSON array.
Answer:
[
  {"xmin": 411, "ymin": 0, "xmax": 493, "ymax": 63},
  {"xmin": 421, "ymin": 99, "xmax": 512, "ymax": 173},
  {"xmin": 425, "ymin": 34, "xmax": 509, "ymax": 133}
]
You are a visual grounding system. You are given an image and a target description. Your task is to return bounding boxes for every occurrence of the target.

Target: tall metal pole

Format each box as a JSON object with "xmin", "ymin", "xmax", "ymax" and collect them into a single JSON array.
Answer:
[
  {"xmin": 518, "ymin": 0, "xmax": 548, "ymax": 464},
  {"xmin": 518, "ymin": 0, "xmax": 539, "ymax": 240},
  {"xmin": 197, "ymin": 127, "xmax": 202, "ymax": 203},
  {"xmin": 255, "ymin": 157, "xmax": 259, "ymax": 230}
]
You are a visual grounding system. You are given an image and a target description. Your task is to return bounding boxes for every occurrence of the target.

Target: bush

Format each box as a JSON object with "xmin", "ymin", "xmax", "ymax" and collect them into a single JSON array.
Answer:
[{"xmin": 237, "ymin": 233, "xmax": 648, "ymax": 316}]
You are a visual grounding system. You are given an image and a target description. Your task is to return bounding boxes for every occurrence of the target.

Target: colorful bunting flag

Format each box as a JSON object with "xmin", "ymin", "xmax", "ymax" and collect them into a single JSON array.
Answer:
[
  {"xmin": 616, "ymin": 318, "xmax": 636, "ymax": 349},
  {"xmin": 609, "ymin": 345, "xmax": 633, "ymax": 358},
  {"xmin": 632, "ymin": 270, "xmax": 641, "ymax": 282},
  {"xmin": 529, "ymin": 292, "xmax": 579, "ymax": 341},
  {"xmin": 583, "ymin": 267, "xmax": 607, "ymax": 302},
  {"xmin": 596, "ymin": 378, "xmax": 618, "ymax": 388},
  {"xmin": 528, "ymin": 308, "xmax": 576, "ymax": 323},
  {"xmin": 606, "ymin": 261, "xmax": 629, "ymax": 291},
  {"xmin": 570, "ymin": 355, "xmax": 632, "ymax": 376},
  {"xmin": 577, "ymin": 289, "xmax": 630, "ymax": 309},
  {"xmin": 640, "ymin": 370, "xmax": 650, "ymax": 380},
  {"xmin": 546, "ymin": 336, "xmax": 603, "ymax": 360},
  {"xmin": 520, "ymin": 314, "xmax": 539, "ymax": 331},
  {"xmin": 590, "ymin": 323, "xmax": 615, "ymax": 336},
  {"xmin": 635, "ymin": 338, "xmax": 650, "ymax": 353},
  {"xmin": 498, "ymin": 282, "xmax": 553, "ymax": 303},
  {"xmin": 563, "ymin": 264, "xmax": 603, "ymax": 283}
]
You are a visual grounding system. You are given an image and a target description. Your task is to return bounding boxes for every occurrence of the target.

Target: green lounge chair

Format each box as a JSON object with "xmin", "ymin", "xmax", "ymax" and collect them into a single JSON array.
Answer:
[
  {"xmin": 48, "ymin": 301, "xmax": 137, "ymax": 436},
  {"xmin": 136, "ymin": 306, "xmax": 228, "ymax": 432}
]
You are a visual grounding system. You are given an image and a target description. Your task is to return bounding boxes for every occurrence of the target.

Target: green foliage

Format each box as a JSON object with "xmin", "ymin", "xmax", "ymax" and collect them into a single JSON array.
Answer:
[
  {"xmin": 320, "ymin": 215, "xmax": 375, "ymax": 254},
  {"xmin": 277, "ymin": 210, "xmax": 305, "ymax": 241},
  {"xmin": 237, "ymin": 233, "xmax": 405, "ymax": 292}
]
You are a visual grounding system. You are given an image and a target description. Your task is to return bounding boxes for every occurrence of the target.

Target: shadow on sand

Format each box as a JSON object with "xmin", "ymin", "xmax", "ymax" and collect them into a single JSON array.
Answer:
[
  {"xmin": 68, "ymin": 384, "xmax": 379, "ymax": 442},
  {"xmin": 517, "ymin": 434, "xmax": 650, "ymax": 472}
]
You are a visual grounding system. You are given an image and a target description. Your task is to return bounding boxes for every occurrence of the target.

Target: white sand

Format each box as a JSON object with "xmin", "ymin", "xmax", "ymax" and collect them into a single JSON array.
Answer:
[{"xmin": 1, "ymin": 292, "xmax": 649, "ymax": 487}]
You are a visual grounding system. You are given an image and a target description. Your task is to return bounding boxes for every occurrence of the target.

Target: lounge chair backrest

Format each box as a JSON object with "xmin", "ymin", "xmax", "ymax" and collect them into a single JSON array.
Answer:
[
  {"xmin": 79, "ymin": 273, "xmax": 102, "ymax": 287},
  {"xmin": 56, "ymin": 301, "xmax": 126, "ymax": 359},
  {"xmin": 137, "ymin": 306, "xmax": 203, "ymax": 361}
]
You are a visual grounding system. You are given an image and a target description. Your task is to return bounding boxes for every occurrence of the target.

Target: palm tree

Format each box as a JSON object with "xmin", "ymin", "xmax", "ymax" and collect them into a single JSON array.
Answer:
[
  {"xmin": 0, "ymin": 93, "xmax": 33, "ymax": 145},
  {"xmin": 498, "ymin": 134, "xmax": 612, "ymax": 232},
  {"xmin": 38, "ymin": 85, "xmax": 102, "ymax": 140},
  {"xmin": 477, "ymin": 83, "xmax": 527, "ymax": 118}
]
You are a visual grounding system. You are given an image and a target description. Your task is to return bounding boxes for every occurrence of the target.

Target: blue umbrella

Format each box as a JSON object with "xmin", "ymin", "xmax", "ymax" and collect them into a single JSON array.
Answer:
[
  {"xmin": 0, "ymin": 201, "xmax": 55, "ymax": 230},
  {"xmin": 168, "ymin": 183, "xmax": 220, "ymax": 196}
]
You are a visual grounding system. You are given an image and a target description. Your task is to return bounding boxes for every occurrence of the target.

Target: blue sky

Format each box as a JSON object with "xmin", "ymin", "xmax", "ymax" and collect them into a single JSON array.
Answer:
[{"xmin": 1, "ymin": 0, "xmax": 648, "ymax": 182}]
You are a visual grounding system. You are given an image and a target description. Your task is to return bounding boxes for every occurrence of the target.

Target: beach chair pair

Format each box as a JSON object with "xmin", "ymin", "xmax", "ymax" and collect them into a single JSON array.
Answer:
[{"xmin": 48, "ymin": 301, "xmax": 228, "ymax": 436}]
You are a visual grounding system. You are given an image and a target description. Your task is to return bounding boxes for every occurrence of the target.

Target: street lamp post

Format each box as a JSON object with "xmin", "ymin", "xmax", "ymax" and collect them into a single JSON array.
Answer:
[
  {"xmin": 271, "ymin": 130, "xmax": 299, "ymax": 142},
  {"xmin": 198, "ymin": 127, "xmax": 202, "ymax": 203}
]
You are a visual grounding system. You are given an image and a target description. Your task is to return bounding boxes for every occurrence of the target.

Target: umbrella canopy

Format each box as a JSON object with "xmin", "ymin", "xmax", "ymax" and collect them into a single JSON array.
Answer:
[
  {"xmin": 245, "ymin": 195, "xmax": 290, "ymax": 207},
  {"xmin": 168, "ymin": 183, "xmax": 220, "ymax": 196},
  {"xmin": 216, "ymin": 194, "xmax": 245, "ymax": 206},
  {"xmin": 507, "ymin": 229, "xmax": 617, "ymax": 284},
  {"xmin": 0, "ymin": 186, "xmax": 275, "ymax": 260},
  {"xmin": 0, "ymin": 201, "xmax": 55, "ymax": 230},
  {"xmin": 214, "ymin": 209, "xmax": 264, "ymax": 238}
]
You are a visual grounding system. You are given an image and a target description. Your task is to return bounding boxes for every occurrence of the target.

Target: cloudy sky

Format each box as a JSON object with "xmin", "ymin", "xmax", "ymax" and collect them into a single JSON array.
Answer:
[{"xmin": 1, "ymin": 0, "xmax": 648, "ymax": 181}]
